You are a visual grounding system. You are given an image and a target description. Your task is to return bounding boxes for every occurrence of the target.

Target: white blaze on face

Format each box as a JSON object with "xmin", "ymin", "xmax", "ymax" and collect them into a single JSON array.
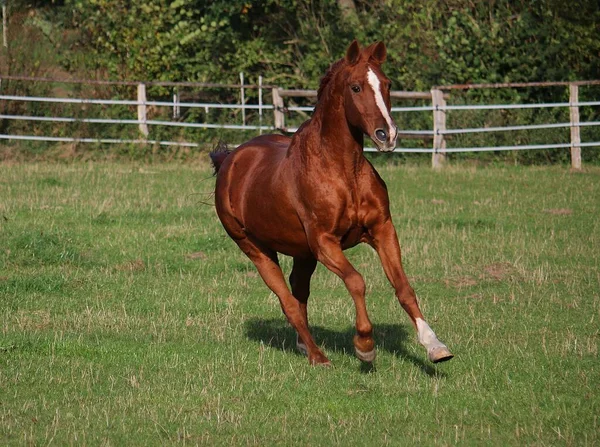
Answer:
[{"xmin": 367, "ymin": 67, "xmax": 397, "ymax": 142}]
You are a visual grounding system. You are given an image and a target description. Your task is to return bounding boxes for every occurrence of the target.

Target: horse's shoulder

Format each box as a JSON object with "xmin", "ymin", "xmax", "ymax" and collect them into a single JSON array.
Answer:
[
  {"xmin": 361, "ymin": 159, "xmax": 388, "ymax": 191},
  {"xmin": 357, "ymin": 160, "xmax": 391, "ymax": 224}
]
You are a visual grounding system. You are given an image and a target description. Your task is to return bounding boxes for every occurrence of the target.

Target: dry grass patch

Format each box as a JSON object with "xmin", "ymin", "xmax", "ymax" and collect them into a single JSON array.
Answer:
[
  {"xmin": 1, "ymin": 162, "xmax": 599, "ymax": 446},
  {"xmin": 543, "ymin": 208, "xmax": 573, "ymax": 215}
]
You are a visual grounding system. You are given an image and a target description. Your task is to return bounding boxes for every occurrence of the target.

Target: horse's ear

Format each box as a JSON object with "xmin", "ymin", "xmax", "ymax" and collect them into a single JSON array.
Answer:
[
  {"xmin": 345, "ymin": 40, "xmax": 361, "ymax": 66},
  {"xmin": 368, "ymin": 41, "xmax": 387, "ymax": 65}
]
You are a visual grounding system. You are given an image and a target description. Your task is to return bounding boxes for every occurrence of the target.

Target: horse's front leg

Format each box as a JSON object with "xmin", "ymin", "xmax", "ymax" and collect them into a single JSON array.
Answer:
[
  {"xmin": 310, "ymin": 234, "xmax": 376, "ymax": 362},
  {"xmin": 369, "ymin": 219, "xmax": 453, "ymax": 363}
]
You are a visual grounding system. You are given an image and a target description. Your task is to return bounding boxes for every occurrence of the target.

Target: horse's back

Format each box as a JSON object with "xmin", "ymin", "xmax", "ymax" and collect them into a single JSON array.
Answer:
[
  {"xmin": 215, "ymin": 135, "xmax": 290, "ymax": 192},
  {"xmin": 219, "ymin": 134, "xmax": 289, "ymax": 172}
]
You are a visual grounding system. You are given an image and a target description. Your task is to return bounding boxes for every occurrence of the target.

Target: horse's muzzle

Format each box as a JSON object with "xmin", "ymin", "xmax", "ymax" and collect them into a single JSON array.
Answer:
[{"xmin": 372, "ymin": 125, "xmax": 398, "ymax": 152}]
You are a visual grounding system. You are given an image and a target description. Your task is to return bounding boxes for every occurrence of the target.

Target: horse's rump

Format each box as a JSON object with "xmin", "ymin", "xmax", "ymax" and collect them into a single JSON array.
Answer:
[{"xmin": 213, "ymin": 134, "xmax": 311, "ymax": 256}]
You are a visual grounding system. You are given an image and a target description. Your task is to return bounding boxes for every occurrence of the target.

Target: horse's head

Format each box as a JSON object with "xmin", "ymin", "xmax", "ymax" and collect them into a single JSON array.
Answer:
[{"xmin": 342, "ymin": 40, "xmax": 398, "ymax": 152}]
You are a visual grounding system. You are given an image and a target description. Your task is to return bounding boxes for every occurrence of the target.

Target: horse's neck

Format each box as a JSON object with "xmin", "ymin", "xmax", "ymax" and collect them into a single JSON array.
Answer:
[{"xmin": 302, "ymin": 95, "xmax": 365, "ymax": 176}]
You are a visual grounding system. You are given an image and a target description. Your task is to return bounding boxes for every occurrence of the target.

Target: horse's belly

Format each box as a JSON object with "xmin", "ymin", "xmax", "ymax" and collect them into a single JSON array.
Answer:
[
  {"xmin": 245, "ymin": 217, "xmax": 312, "ymax": 258},
  {"xmin": 239, "ymin": 185, "xmax": 311, "ymax": 257},
  {"xmin": 341, "ymin": 226, "xmax": 367, "ymax": 250},
  {"xmin": 261, "ymin": 233, "xmax": 312, "ymax": 258}
]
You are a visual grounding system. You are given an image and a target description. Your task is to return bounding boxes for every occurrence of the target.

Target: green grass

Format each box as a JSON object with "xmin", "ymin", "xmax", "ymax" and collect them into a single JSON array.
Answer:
[{"xmin": 1, "ymin": 160, "xmax": 599, "ymax": 445}]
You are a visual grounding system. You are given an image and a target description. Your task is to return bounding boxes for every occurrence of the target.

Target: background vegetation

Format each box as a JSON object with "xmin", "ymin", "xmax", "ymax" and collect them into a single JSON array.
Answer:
[
  {"xmin": 8, "ymin": 0, "xmax": 597, "ymax": 89},
  {"xmin": 0, "ymin": 0, "xmax": 599, "ymax": 162}
]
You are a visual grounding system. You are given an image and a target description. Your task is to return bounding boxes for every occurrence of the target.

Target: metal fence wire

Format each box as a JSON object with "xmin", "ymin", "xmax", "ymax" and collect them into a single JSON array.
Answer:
[{"xmin": 0, "ymin": 75, "xmax": 598, "ymax": 168}]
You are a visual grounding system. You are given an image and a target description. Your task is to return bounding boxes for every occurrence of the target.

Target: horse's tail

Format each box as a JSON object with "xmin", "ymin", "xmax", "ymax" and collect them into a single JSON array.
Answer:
[{"xmin": 209, "ymin": 141, "xmax": 232, "ymax": 175}]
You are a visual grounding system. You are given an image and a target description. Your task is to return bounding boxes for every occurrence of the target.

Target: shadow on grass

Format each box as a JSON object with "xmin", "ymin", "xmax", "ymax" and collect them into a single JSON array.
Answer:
[{"xmin": 244, "ymin": 317, "xmax": 446, "ymax": 377}]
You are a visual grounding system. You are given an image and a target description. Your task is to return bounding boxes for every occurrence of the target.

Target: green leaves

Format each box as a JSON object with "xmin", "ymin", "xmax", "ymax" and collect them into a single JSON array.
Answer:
[{"xmin": 20, "ymin": 0, "xmax": 600, "ymax": 90}]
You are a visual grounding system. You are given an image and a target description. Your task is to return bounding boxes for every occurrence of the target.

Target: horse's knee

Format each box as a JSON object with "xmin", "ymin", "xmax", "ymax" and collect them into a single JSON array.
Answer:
[
  {"xmin": 397, "ymin": 286, "xmax": 417, "ymax": 306},
  {"xmin": 345, "ymin": 270, "xmax": 366, "ymax": 297}
]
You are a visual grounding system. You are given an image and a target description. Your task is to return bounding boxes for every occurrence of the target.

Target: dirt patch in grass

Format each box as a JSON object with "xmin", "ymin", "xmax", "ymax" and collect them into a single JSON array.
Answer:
[
  {"xmin": 483, "ymin": 262, "xmax": 516, "ymax": 280},
  {"xmin": 15, "ymin": 310, "xmax": 52, "ymax": 331},
  {"xmin": 444, "ymin": 276, "xmax": 479, "ymax": 289},
  {"xmin": 115, "ymin": 259, "xmax": 146, "ymax": 272},
  {"xmin": 543, "ymin": 208, "xmax": 573, "ymax": 215},
  {"xmin": 466, "ymin": 293, "xmax": 484, "ymax": 300},
  {"xmin": 185, "ymin": 251, "xmax": 208, "ymax": 260}
]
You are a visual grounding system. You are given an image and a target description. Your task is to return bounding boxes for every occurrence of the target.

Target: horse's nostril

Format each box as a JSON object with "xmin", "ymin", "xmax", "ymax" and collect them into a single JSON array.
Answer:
[{"xmin": 375, "ymin": 129, "xmax": 387, "ymax": 142}]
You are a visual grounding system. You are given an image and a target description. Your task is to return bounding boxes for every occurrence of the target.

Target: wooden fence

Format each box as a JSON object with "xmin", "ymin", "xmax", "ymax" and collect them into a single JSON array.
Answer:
[{"xmin": 1, "ymin": 76, "xmax": 599, "ymax": 169}]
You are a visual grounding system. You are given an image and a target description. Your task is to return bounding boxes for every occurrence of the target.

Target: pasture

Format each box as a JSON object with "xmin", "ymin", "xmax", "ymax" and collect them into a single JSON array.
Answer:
[{"xmin": 1, "ymin": 160, "xmax": 598, "ymax": 445}]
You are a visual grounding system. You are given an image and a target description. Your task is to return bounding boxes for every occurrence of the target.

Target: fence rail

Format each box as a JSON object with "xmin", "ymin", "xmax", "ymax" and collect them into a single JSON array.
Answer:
[{"xmin": 0, "ymin": 76, "xmax": 599, "ymax": 168}]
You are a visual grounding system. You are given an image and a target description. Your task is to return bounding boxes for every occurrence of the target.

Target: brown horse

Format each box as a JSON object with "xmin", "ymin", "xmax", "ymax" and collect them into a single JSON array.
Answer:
[{"xmin": 210, "ymin": 41, "xmax": 453, "ymax": 366}]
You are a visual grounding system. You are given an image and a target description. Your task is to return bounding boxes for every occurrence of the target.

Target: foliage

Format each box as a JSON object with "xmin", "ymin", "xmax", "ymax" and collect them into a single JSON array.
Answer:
[
  {"xmin": 4, "ymin": 0, "xmax": 599, "ymax": 87},
  {"xmin": 1, "ymin": 0, "xmax": 599, "ymax": 162},
  {"xmin": 60, "ymin": 0, "xmax": 600, "ymax": 89}
]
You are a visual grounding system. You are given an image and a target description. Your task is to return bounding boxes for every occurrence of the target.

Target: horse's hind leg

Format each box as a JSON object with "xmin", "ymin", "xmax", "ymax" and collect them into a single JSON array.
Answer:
[
  {"xmin": 235, "ymin": 238, "xmax": 330, "ymax": 366},
  {"xmin": 289, "ymin": 256, "xmax": 317, "ymax": 356}
]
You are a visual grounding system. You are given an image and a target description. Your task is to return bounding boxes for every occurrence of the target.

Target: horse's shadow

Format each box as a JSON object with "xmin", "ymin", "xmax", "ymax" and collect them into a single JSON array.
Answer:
[{"xmin": 244, "ymin": 317, "xmax": 446, "ymax": 377}]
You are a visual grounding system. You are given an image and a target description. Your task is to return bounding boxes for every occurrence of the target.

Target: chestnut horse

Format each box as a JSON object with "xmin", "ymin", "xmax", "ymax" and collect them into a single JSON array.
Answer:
[{"xmin": 210, "ymin": 41, "xmax": 453, "ymax": 366}]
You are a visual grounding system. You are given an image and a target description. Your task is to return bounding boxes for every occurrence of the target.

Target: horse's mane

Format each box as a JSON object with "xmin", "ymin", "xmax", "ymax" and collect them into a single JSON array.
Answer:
[{"xmin": 317, "ymin": 58, "xmax": 347, "ymax": 101}]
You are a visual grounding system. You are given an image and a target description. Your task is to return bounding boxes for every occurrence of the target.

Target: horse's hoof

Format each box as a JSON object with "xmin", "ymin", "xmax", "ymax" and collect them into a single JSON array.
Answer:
[
  {"xmin": 296, "ymin": 340, "xmax": 308, "ymax": 357},
  {"xmin": 355, "ymin": 347, "xmax": 376, "ymax": 363},
  {"xmin": 428, "ymin": 346, "xmax": 454, "ymax": 363},
  {"xmin": 309, "ymin": 353, "xmax": 332, "ymax": 367}
]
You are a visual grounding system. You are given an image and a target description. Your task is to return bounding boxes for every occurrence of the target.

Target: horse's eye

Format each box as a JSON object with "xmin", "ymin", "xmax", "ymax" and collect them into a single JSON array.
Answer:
[{"xmin": 351, "ymin": 85, "xmax": 361, "ymax": 93}]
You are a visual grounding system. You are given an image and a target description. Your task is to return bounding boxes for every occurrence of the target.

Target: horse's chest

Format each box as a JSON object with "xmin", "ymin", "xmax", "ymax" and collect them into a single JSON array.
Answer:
[
  {"xmin": 303, "ymin": 175, "xmax": 374, "ymax": 245},
  {"xmin": 338, "ymin": 196, "xmax": 369, "ymax": 248},
  {"xmin": 344, "ymin": 200, "xmax": 360, "ymax": 224}
]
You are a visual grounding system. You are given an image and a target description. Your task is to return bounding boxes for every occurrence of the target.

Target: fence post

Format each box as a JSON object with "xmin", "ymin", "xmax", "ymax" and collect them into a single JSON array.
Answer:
[
  {"xmin": 137, "ymin": 83, "xmax": 149, "ymax": 138},
  {"xmin": 431, "ymin": 88, "xmax": 446, "ymax": 170},
  {"xmin": 258, "ymin": 76, "xmax": 263, "ymax": 135},
  {"xmin": 172, "ymin": 88, "xmax": 180, "ymax": 119},
  {"xmin": 272, "ymin": 87, "xmax": 285, "ymax": 131},
  {"xmin": 2, "ymin": 0, "xmax": 7, "ymax": 48},
  {"xmin": 239, "ymin": 72, "xmax": 246, "ymax": 126},
  {"xmin": 569, "ymin": 84, "xmax": 582, "ymax": 170}
]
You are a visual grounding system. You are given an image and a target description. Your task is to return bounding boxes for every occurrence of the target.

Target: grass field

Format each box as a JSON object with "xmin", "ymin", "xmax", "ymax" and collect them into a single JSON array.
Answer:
[{"xmin": 1, "ymin": 160, "xmax": 599, "ymax": 445}]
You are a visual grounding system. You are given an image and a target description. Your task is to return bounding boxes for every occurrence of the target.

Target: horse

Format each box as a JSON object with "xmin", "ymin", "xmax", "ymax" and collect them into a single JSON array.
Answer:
[{"xmin": 210, "ymin": 40, "xmax": 453, "ymax": 366}]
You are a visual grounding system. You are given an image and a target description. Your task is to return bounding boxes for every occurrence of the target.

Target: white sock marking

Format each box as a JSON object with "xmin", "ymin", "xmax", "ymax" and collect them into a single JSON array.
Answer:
[
  {"xmin": 416, "ymin": 318, "xmax": 446, "ymax": 351},
  {"xmin": 367, "ymin": 68, "xmax": 397, "ymax": 142}
]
